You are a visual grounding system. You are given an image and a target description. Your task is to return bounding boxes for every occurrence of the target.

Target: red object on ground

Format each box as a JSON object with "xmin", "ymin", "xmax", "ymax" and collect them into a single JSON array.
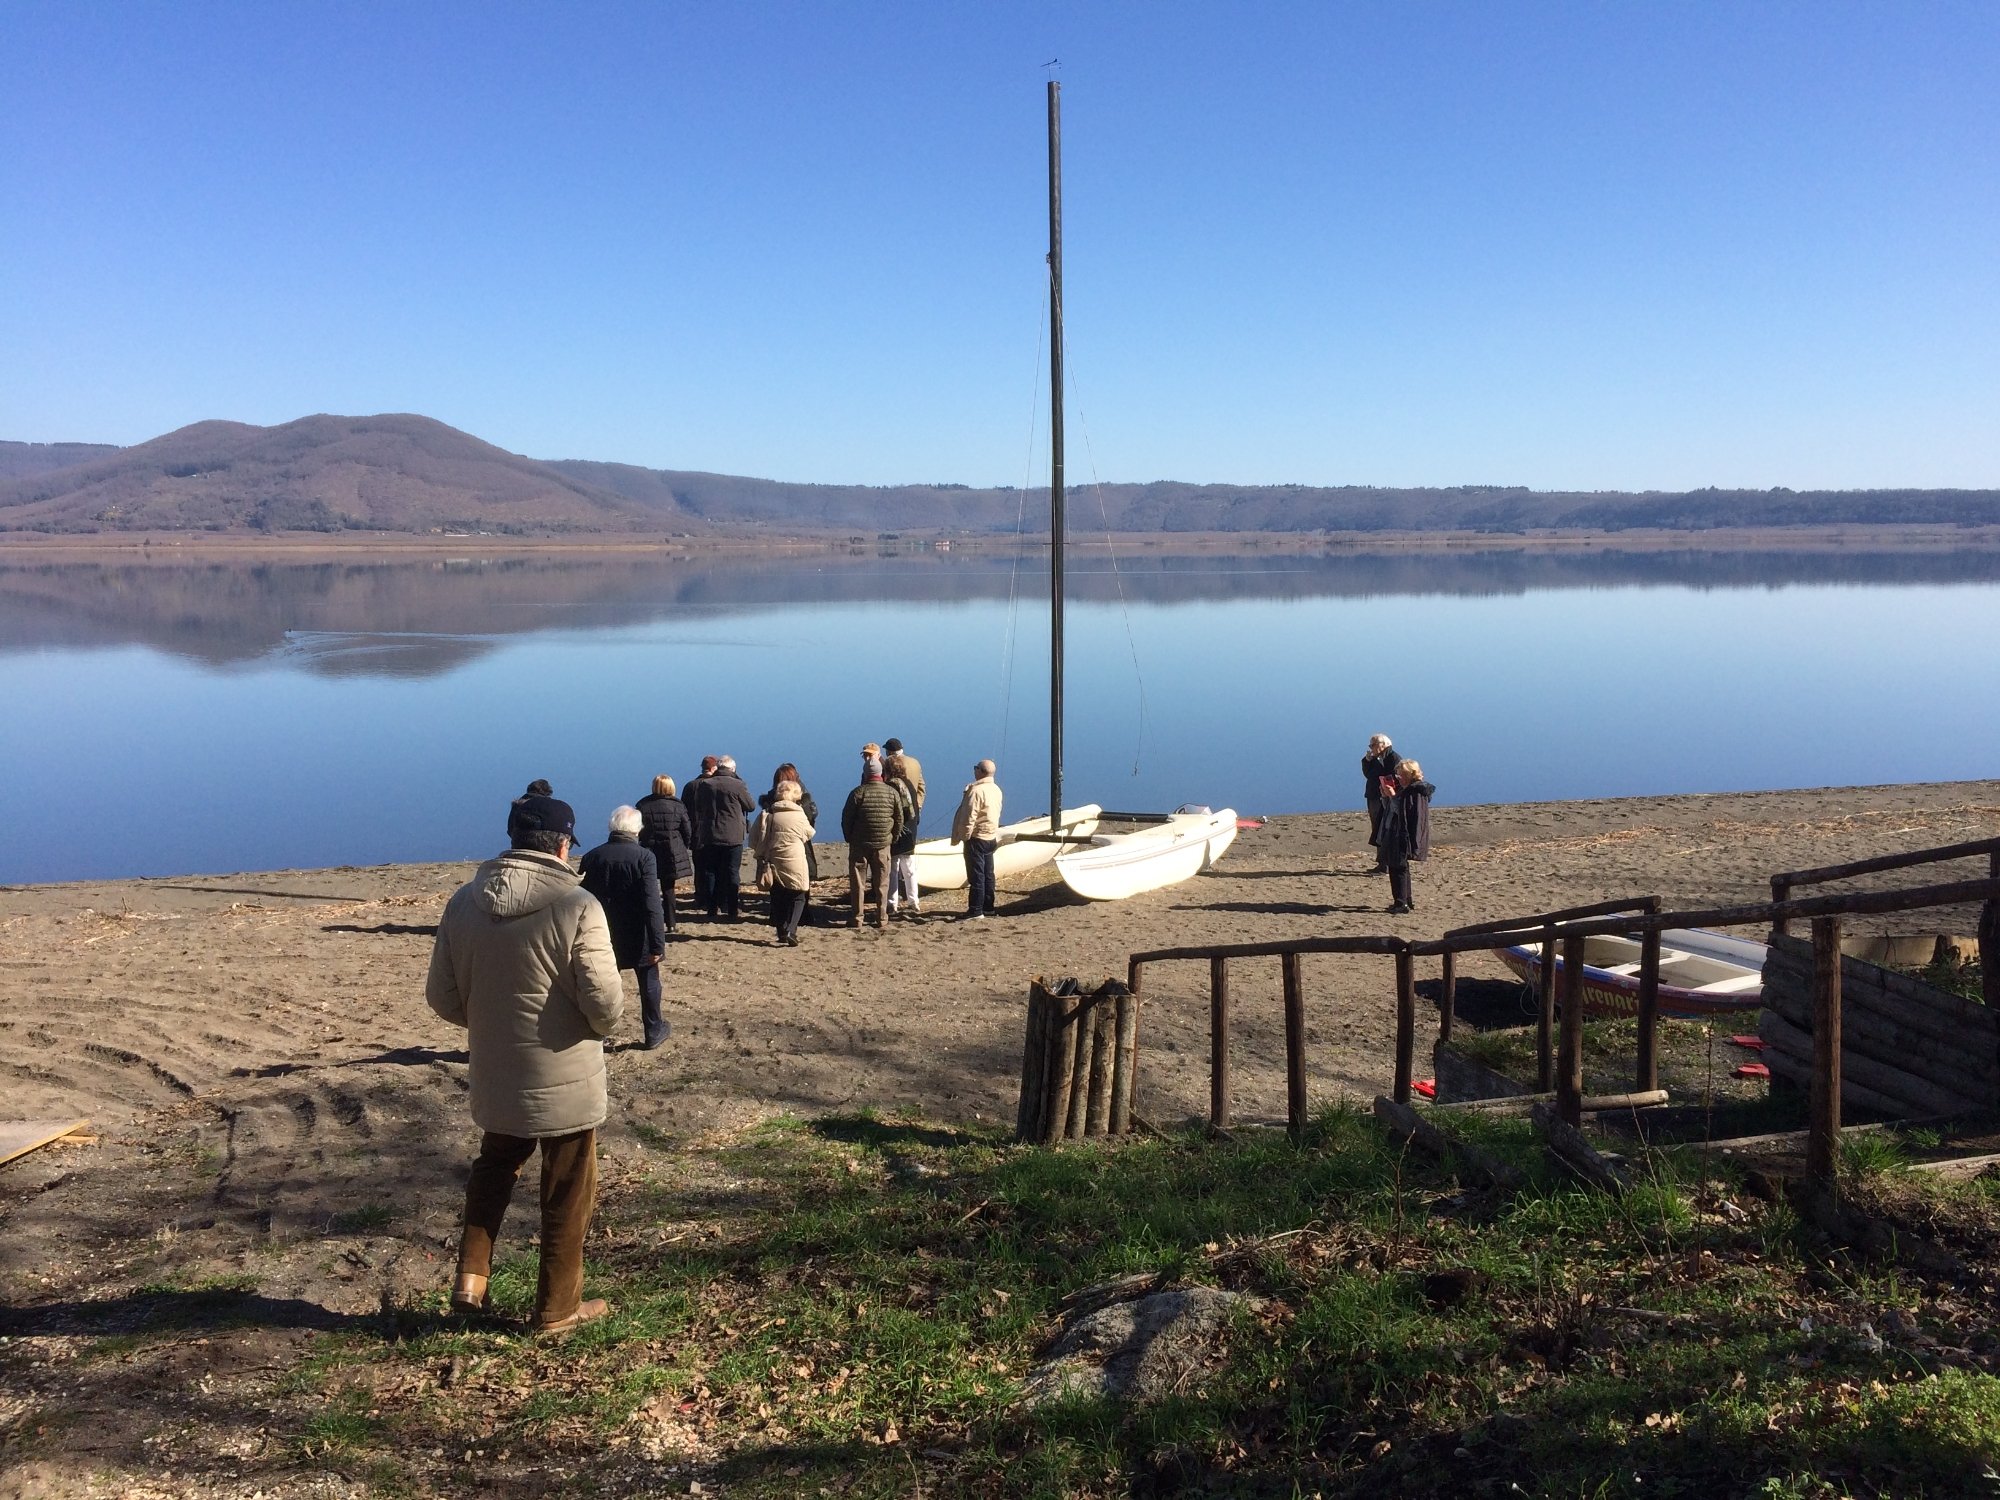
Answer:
[
  {"xmin": 1412, "ymin": 1078, "xmax": 1436, "ymax": 1098},
  {"xmin": 1733, "ymin": 1062, "xmax": 1771, "ymax": 1080},
  {"xmin": 1236, "ymin": 817, "xmax": 1265, "ymax": 829},
  {"xmin": 1729, "ymin": 1034, "xmax": 1767, "ymax": 1050}
]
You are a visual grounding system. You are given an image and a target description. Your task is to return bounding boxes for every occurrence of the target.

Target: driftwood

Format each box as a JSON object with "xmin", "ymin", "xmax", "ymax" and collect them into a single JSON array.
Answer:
[
  {"xmin": 1373, "ymin": 1096, "xmax": 1524, "ymax": 1190},
  {"xmin": 1434, "ymin": 1089, "xmax": 1669, "ymax": 1115},
  {"xmin": 1018, "ymin": 978, "xmax": 1140, "ymax": 1144},
  {"xmin": 1531, "ymin": 1101, "xmax": 1633, "ymax": 1196}
]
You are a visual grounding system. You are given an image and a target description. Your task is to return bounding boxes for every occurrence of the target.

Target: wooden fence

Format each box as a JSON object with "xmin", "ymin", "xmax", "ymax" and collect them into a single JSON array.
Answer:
[{"xmin": 1127, "ymin": 870, "xmax": 2000, "ymax": 1194}]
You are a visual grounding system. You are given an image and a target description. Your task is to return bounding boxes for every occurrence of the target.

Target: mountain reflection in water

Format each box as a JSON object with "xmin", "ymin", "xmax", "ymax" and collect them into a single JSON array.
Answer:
[{"xmin": 5, "ymin": 545, "xmax": 2000, "ymax": 678}]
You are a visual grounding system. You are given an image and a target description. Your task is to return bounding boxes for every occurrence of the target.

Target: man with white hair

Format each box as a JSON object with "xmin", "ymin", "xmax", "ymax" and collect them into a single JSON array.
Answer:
[
  {"xmin": 580, "ymin": 806, "xmax": 669, "ymax": 1049},
  {"xmin": 1362, "ymin": 734, "xmax": 1403, "ymax": 872}
]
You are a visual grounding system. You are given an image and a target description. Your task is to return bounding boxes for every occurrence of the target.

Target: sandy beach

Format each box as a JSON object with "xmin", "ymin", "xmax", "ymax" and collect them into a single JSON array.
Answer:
[{"xmin": 3, "ymin": 780, "xmax": 1997, "ymax": 1330}]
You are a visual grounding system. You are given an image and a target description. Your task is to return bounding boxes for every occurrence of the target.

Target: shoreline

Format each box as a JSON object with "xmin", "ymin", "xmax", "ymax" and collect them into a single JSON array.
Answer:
[
  {"xmin": 1, "ymin": 780, "xmax": 1990, "ymax": 896},
  {"xmin": 4, "ymin": 522, "xmax": 2000, "ymax": 560}
]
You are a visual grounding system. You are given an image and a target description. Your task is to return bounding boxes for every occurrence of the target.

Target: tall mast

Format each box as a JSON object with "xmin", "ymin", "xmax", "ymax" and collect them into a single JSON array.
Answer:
[{"xmin": 1046, "ymin": 79, "xmax": 1065, "ymax": 831}]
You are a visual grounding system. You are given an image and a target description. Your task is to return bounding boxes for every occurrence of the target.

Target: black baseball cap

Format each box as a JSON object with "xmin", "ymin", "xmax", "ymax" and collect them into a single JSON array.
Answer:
[
  {"xmin": 884, "ymin": 738, "xmax": 904, "ymax": 754},
  {"xmin": 511, "ymin": 794, "xmax": 576, "ymax": 838}
]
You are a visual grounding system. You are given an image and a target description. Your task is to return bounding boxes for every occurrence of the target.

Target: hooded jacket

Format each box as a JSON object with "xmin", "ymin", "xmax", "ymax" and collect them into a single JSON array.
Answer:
[
  {"xmin": 753, "ymin": 800, "xmax": 817, "ymax": 891},
  {"xmin": 426, "ymin": 849, "xmax": 624, "ymax": 1138}
]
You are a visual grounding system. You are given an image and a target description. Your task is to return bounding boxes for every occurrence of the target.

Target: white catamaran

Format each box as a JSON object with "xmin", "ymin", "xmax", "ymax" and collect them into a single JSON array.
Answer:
[{"xmin": 911, "ymin": 82, "xmax": 1236, "ymax": 902}]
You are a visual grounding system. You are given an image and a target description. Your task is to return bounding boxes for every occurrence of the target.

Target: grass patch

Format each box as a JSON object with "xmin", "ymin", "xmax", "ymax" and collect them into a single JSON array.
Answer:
[
  {"xmin": 326, "ymin": 1202, "xmax": 395, "ymax": 1233},
  {"xmin": 144, "ymin": 1108, "xmax": 2000, "ymax": 1497}
]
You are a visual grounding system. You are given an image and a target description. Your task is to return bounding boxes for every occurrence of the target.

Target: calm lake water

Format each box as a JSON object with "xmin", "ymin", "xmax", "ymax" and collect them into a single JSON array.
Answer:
[{"xmin": 5, "ymin": 545, "xmax": 2000, "ymax": 885}]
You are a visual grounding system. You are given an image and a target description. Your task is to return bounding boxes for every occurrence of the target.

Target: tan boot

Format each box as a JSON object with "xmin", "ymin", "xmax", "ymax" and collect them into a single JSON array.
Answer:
[
  {"xmin": 450, "ymin": 1272, "xmax": 489, "ymax": 1317},
  {"xmin": 534, "ymin": 1297, "xmax": 611, "ymax": 1336}
]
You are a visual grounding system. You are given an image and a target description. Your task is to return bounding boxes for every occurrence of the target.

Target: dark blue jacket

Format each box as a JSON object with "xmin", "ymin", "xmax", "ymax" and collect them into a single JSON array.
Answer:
[{"xmin": 579, "ymin": 833, "xmax": 666, "ymax": 968}]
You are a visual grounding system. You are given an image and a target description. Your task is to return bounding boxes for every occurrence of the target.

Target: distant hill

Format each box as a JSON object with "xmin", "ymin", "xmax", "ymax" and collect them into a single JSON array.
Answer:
[
  {"xmin": 5, "ymin": 413, "xmax": 1999, "ymax": 536},
  {"xmin": 0, "ymin": 415, "xmax": 686, "ymax": 535}
]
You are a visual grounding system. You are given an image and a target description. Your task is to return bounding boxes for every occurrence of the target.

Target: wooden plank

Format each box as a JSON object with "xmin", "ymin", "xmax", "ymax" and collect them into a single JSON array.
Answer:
[
  {"xmin": 1393, "ymin": 949, "xmax": 1416, "ymax": 1105},
  {"xmin": 1282, "ymin": 951, "xmax": 1307, "ymax": 1138},
  {"xmin": 1807, "ymin": 916, "xmax": 1844, "ymax": 1189},
  {"xmin": 1909, "ymin": 1152, "xmax": 2000, "ymax": 1182},
  {"xmin": 0, "ymin": 1119, "xmax": 92, "ymax": 1168},
  {"xmin": 1557, "ymin": 933, "xmax": 1586, "ymax": 1127},
  {"xmin": 1635, "ymin": 927, "xmax": 1662, "ymax": 1093},
  {"xmin": 1210, "ymin": 955, "xmax": 1232, "ymax": 1131}
]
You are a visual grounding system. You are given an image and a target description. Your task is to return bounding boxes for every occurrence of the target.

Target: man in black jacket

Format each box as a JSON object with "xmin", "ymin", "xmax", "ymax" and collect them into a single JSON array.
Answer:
[
  {"xmin": 579, "ymin": 806, "xmax": 669, "ymax": 1048},
  {"xmin": 685, "ymin": 755, "xmax": 755, "ymax": 920}
]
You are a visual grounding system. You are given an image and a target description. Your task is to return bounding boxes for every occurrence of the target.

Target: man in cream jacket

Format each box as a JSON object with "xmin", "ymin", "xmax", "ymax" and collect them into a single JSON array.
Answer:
[{"xmin": 951, "ymin": 759, "xmax": 1003, "ymax": 920}]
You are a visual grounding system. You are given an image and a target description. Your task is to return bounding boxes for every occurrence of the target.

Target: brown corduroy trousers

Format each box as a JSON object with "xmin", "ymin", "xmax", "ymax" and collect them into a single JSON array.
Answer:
[{"xmin": 455, "ymin": 1127, "xmax": 597, "ymax": 1325}]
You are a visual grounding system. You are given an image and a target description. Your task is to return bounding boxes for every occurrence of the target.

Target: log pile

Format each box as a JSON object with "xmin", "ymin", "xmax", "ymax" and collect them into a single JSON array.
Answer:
[
  {"xmin": 1017, "ymin": 977, "xmax": 1138, "ymax": 1144},
  {"xmin": 1759, "ymin": 933, "xmax": 2000, "ymax": 1118}
]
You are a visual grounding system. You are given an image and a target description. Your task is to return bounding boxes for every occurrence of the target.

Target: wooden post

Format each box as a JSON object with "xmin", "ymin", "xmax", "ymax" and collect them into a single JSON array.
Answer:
[
  {"xmin": 1085, "ymin": 997, "xmax": 1114, "ymax": 1136},
  {"xmin": 1536, "ymin": 924, "xmax": 1557, "ymax": 1092},
  {"xmin": 1110, "ymin": 983, "xmax": 1138, "ymax": 1134},
  {"xmin": 1438, "ymin": 950, "xmax": 1457, "ymax": 1045},
  {"xmin": 1209, "ymin": 956, "xmax": 1231, "ymax": 1131},
  {"xmin": 1807, "ymin": 915, "xmax": 1843, "ymax": 1189},
  {"xmin": 1771, "ymin": 876, "xmax": 1791, "ymax": 940},
  {"xmin": 1282, "ymin": 951, "xmax": 1307, "ymax": 1139},
  {"xmin": 1393, "ymin": 949, "xmax": 1416, "ymax": 1105},
  {"xmin": 1982, "ymin": 853, "xmax": 1999, "ymax": 1011},
  {"xmin": 1042, "ymin": 987, "xmax": 1080, "ymax": 1145},
  {"xmin": 1557, "ymin": 934, "xmax": 1585, "ymax": 1127},
  {"xmin": 1016, "ymin": 984, "xmax": 1049, "ymax": 1141},
  {"xmin": 1064, "ymin": 991, "xmax": 1094, "ymax": 1139},
  {"xmin": 1634, "ymin": 927, "xmax": 1662, "ymax": 1093}
]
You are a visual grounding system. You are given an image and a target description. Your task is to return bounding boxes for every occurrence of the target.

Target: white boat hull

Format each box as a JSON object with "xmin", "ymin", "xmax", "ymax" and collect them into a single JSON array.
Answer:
[
  {"xmin": 1054, "ymin": 809, "xmax": 1239, "ymax": 901},
  {"xmin": 908, "ymin": 805, "xmax": 1103, "ymax": 891}
]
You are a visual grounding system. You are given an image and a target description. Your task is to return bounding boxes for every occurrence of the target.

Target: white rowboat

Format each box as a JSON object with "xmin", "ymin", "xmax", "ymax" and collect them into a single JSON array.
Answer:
[
  {"xmin": 1054, "ymin": 809, "xmax": 1240, "ymax": 902},
  {"xmin": 908, "ymin": 805, "xmax": 1102, "ymax": 891},
  {"xmin": 1497, "ymin": 927, "xmax": 1766, "ymax": 1018}
]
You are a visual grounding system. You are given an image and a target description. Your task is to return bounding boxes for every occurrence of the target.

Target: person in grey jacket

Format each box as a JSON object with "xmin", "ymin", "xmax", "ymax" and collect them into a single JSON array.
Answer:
[
  {"xmin": 426, "ymin": 794, "xmax": 624, "ymax": 1334},
  {"xmin": 579, "ymin": 806, "xmax": 669, "ymax": 1049}
]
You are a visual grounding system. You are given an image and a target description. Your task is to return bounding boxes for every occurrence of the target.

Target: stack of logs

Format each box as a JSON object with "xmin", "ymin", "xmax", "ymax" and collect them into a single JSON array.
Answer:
[
  {"xmin": 1759, "ymin": 932, "xmax": 2000, "ymax": 1117},
  {"xmin": 1016, "ymin": 977, "xmax": 1138, "ymax": 1143}
]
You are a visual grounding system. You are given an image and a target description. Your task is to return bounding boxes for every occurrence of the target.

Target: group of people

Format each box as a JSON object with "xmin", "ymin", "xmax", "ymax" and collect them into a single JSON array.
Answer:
[
  {"xmin": 423, "ymin": 740, "xmax": 1012, "ymax": 1333},
  {"xmin": 1362, "ymin": 733, "xmax": 1435, "ymax": 914}
]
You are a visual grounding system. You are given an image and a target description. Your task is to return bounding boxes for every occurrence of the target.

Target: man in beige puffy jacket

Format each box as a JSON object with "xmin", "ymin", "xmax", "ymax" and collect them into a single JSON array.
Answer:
[{"xmin": 426, "ymin": 794, "xmax": 624, "ymax": 1333}]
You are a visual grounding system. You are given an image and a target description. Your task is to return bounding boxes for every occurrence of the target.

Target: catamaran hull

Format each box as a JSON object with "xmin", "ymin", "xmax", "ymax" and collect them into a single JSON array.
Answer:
[
  {"xmin": 1054, "ymin": 809, "xmax": 1239, "ymax": 902},
  {"xmin": 1497, "ymin": 927, "xmax": 1766, "ymax": 1019},
  {"xmin": 908, "ymin": 805, "xmax": 1103, "ymax": 891}
]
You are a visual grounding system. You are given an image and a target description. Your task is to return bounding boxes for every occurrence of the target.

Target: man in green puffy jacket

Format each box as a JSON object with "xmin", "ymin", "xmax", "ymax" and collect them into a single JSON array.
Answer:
[
  {"xmin": 840, "ymin": 751, "xmax": 906, "ymax": 929},
  {"xmin": 426, "ymin": 794, "xmax": 624, "ymax": 1334}
]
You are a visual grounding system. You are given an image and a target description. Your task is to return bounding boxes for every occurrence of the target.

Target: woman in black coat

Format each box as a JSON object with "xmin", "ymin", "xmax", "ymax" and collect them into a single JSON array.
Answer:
[
  {"xmin": 1377, "ymin": 759, "xmax": 1434, "ymax": 915},
  {"xmin": 635, "ymin": 775, "xmax": 695, "ymax": 936}
]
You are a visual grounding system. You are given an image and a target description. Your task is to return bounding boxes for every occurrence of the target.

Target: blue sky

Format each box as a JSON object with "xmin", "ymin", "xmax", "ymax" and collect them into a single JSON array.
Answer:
[{"xmin": 4, "ymin": 2, "xmax": 1997, "ymax": 490}]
